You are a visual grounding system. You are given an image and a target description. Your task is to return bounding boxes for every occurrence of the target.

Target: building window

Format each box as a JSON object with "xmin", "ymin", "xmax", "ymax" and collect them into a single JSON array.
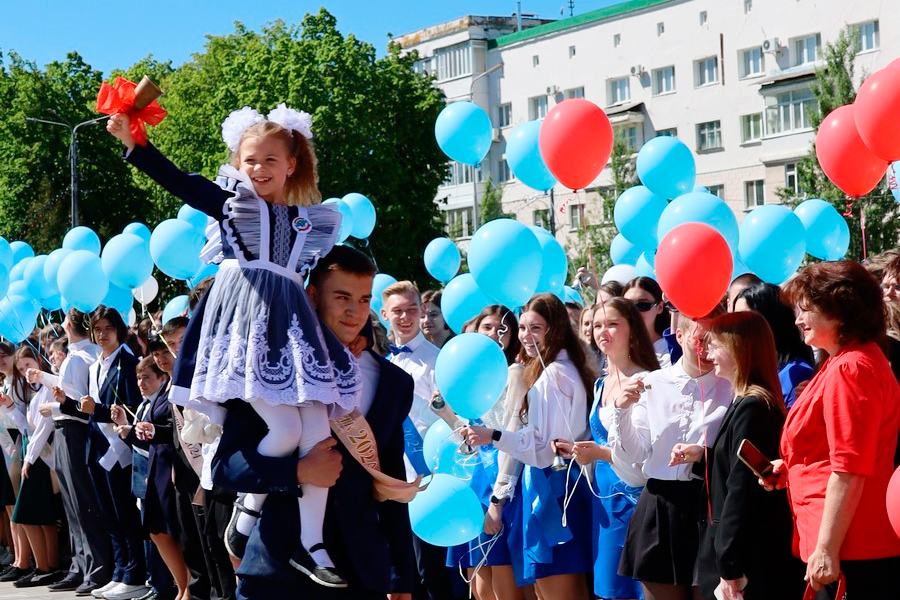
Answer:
[
  {"xmin": 656, "ymin": 127, "xmax": 678, "ymax": 138},
  {"xmin": 564, "ymin": 87, "xmax": 585, "ymax": 100},
  {"xmin": 498, "ymin": 103, "xmax": 512, "ymax": 128},
  {"xmin": 697, "ymin": 121, "xmax": 722, "ymax": 151},
  {"xmin": 613, "ymin": 33, "xmax": 621, "ymax": 47},
  {"xmin": 740, "ymin": 47, "xmax": 764, "ymax": 78},
  {"xmin": 434, "ymin": 42, "xmax": 472, "ymax": 82},
  {"xmin": 708, "ymin": 184, "xmax": 725, "ymax": 198},
  {"xmin": 569, "ymin": 45, "xmax": 576, "ymax": 58},
  {"xmin": 744, "ymin": 180, "xmax": 765, "ymax": 208},
  {"xmin": 857, "ymin": 21, "xmax": 880, "ymax": 52},
  {"xmin": 699, "ymin": 11, "xmax": 708, "ymax": 25},
  {"xmin": 532, "ymin": 55, "xmax": 540, "ymax": 67},
  {"xmin": 608, "ymin": 77, "xmax": 630, "ymax": 105},
  {"xmin": 533, "ymin": 209, "xmax": 551, "ymax": 229},
  {"xmin": 445, "ymin": 162, "xmax": 479, "ymax": 187},
  {"xmin": 497, "ymin": 156, "xmax": 512, "ymax": 183},
  {"xmin": 617, "ymin": 125, "xmax": 643, "ymax": 152},
  {"xmin": 445, "ymin": 207, "xmax": 474, "ymax": 239},
  {"xmin": 765, "ymin": 87, "xmax": 816, "ymax": 135},
  {"xmin": 652, "ymin": 66, "xmax": 676, "ymax": 95},
  {"xmin": 695, "ymin": 56, "xmax": 719, "ymax": 86},
  {"xmin": 741, "ymin": 113, "xmax": 763, "ymax": 143},
  {"xmin": 528, "ymin": 95, "xmax": 549, "ymax": 120},
  {"xmin": 793, "ymin": 34, "xmax": 821, "ymax": 66},
  {"xmin": 568, "ymin": 204, "xmax": 585, "ymax": 231},
  {"xmin": 744, "ymin": 0, "xmax": 752, "ymax": 13},
  {"xmin": 657, "ymin": 22, "xmax": 665, "ymax": 36},
  {"xmin": 785, "ymin": 163, "xmax": 800, "ymax": 194}
]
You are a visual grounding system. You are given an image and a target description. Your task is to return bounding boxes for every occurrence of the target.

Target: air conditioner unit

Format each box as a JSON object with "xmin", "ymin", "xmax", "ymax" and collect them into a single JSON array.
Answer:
[
  {"xmin": 630, "ymin": 64, "xmax": 645, "ymax": 76},
  {"xmin": 762, "ymin": 37, "xmax": 780, "ymax": 53}
]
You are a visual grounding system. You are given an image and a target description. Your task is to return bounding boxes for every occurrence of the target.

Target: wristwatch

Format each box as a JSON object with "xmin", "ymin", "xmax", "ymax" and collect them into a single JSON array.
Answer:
[
  {"xmin": 491, "ymin": 429, "xmax": 502, "ymax": 442},
  {"xmin": 489, "ymin": 495, "xmax": 506, "ymax": 505}
]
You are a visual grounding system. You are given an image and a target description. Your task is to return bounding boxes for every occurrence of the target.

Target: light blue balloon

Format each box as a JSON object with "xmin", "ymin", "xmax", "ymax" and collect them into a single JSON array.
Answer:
[
  {"xmin": 188, "ymin": 262, "xmax": 220, "ymax": 289},
  {"xmin": 9, "ymin": 257, "xmax": 31, "ymax": 282},
  {"xmin": 435, "ymin": 333, "xmax": 508, "ymax": 420},
  {"xmin": 506, "ymin": 121, "xmax": 558, "ymax": 192},
  {"xmin": 41, "ymin": 294, "xmax": 62, "ymax": 312},
  {"xmin": 468, "ymin": 219, "xmax": 541, "ymax": 307},
  {"xmin": 43, "ymin": 249, "xmax": 72, "ymax": 294},
  {"xmin": 441, "ymin": 273, "xmax": 493, "ymax": 334},
  {"xmin": 409, "ymin": 473, "xmax": 484, "ymax": 547},
  {"xmin": 62, "ymin": 226, "xmax": 101, "ymax": 255},
  {"xmin": 102, "ymin": 233, "xmax": 154, "ymax": 290},
  {"xmin": 102, "ymin": 283, "xmax": 133, "ymax": 315},
  {"xmin": 177, "ymin": 205, "xmax": 209, "ymax": 234},
  {"xmin": 57, "ymin": 250, "xmax": 109, "ymax": 313},
  {"xmin": 8, "ymin": 280, "xmax": 29, "ymax": 298},
  {"xmin": 0, "ymin": 267, "xmax": 9, "ymax": 300},
  {"xmin": 610, "ymin": 233, "xmax": 642, "ymax": 266},
  {"xmin": 9, "ymin": 241, "xmax": 33, "ymax": 266},
  {"xmin": 614, "ymin": 186, "xmax": 668, "ymax": 249},
  {"xmin": 692, "ymin": 185, "xmax": 709, "ymax": 193},
  {"xmin": 371, "ymin": 272, "xmax": 398, "ymax": 314},
  {"xmin": 342, "ymin": 193, "xmax": 376, "ymax": 239},
  {"xmin": 322, "ymin": 198, "xmax": 354, "ymax": 243},
  {"xmin": 123, "ymin": 222, "xmax": 152, "ymax": 242},
  {"xmin": 150, "ymin": 219, "xmax": 204, "ymax": 281},
  {"xmin": 563, "ymin": 285, "xmax": 584, "ymax": 307},
  {"xmin": 0, "ymin": 294, "xmax": 41, "ymax": 343},
  {"xmin": 635, "ymin": 252, "xmax": 657, "ymax": 279},
  {"xmin": 731, "ymin": 255, "xmax": 752, "ymax": 281},
  {"xmin": 424, "ymin": 238, "xmax": 461, "ymax": 284},
  {"xmin": 793, "ymin": 199, "xmax": 850, "ymax": 261},
  {"xmin": 24, "ymin": 255, "xmax": 54, "ymax": 300},
  {"xmin": 657, "ymin": 192, "xmax": 739, "ymax": 252},
  {"xmin": 529, "ymin": 227, "xmax": 568, "ymax": 296},
  {"xmin": 163, "ymin": 295, "xmax": 190, "ymax": 325},
  {"xmin": 422, "ymin": 420, "xmax": 478, "ymax": 480},
  {"xmin": 434, "ymin": 101, "xmax": 493, "ymax": 166},
  {"xmin": 738, "ymin": 205, "xmax": 806, "ymax": 284},
  {"xmin": 636, "ymin": 136, "xmax": 696, "ymax": 199},
  {"xmin": 0, "ymin": 238, "xmax": 12, "ymax": 272}
]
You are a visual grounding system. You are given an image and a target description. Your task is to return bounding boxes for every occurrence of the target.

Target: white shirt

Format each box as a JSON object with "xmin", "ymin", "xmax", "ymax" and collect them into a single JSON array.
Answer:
[
  {"xmin": 494, "ymin": 351, "xmax": 589, "ymax": 470},
  {"xmin": 653, "ymin": 337, "xmax": 672, "ymax": 369},
  {"xmin": 89, "ymin": 345, "xmax": 133, "ymax": 471},
  {"xmin": 24, "ymin": 386, "xmax": 55, "ymax": 470},
  {"xmin": 358, "ymin": 351, "xmax": 380, "ymax": 417},
  {"xmin": 48, "ymin": 338, "xmax": 101, "ymax": 422},
  {"xmin": 613, "ymin": 359, "xmax": 733, "ymax": 481},
  {"xmin": 389, "ymin": 331, "xmax": 440, "ymax": 436}
]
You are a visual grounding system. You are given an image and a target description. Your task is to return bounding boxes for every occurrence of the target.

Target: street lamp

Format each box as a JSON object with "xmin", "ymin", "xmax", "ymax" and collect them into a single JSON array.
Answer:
[{"xmin": 26, "ymin": 111, "xmax": 110, "ymax": 228}]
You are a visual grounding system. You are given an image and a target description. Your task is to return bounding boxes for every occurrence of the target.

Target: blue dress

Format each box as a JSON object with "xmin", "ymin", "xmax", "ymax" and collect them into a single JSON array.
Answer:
[
  {"xmin": 590, "ymin": 380, "xmax": 643, "ymax": 599},
  {"xmin": 778, "ymin": 359, "xmax": 814, "ymax": 409}
]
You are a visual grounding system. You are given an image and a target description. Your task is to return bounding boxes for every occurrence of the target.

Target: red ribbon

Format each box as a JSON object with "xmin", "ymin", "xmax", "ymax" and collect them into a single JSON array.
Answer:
[{"xmin": 95, "ymin": 77, "xmax": 167, "ymax": 146}]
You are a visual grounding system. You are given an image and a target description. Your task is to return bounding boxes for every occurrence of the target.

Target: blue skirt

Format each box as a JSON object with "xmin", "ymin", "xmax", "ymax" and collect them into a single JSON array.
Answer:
[{"xmin": 592, "ymin": 461, "xmax": 643, "ymax": 598}]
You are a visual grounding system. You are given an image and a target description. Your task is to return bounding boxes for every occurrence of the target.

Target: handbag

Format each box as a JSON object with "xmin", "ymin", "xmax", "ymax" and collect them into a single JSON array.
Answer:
[
  {"xmin": 802, "ymin": 572, "xmax": 846, "ymax": 600},
  {"xmin": 131, "ymin": 447, "xmax": 149, "ymax": 499}
]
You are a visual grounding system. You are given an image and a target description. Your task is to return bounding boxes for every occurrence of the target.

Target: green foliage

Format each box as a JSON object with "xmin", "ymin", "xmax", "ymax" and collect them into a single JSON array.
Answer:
[
  {"xmin": 479, "ymin": 175, "xmax": 508, "ymax": 224},
  {"xmin": 777, "ymin": 26, "xmax": 899, "ymax": 258}
]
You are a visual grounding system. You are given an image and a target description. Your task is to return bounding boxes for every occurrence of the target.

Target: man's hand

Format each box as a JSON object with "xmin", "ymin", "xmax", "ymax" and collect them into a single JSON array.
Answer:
[
  {"xmin": 296, "ymin": 438, "xmax": 342, "ymax": 488},
  {"xmin": 107, "ymin": 113, "xmax": 136, "ymax": 151},
  {"xmin": 110, "ymin": 405, "xmax": 127, "ymax": 426},
  {"xmin": 114, "ymin": 424, "xmax": 132, "ymax": 439},
  {"xmin": 51, "ymin": 387, "xmax": 65, "ymax": 403},
  {"xmin": 38, "ymin": 403, "xmax": 54, "ymax": 418},
  {"xmin": 79, "ymin": 396, "xmax": 95, "ymax": 415},
  {"xmin": 348, "ymin": 334, "xmax": 367, "ymax": 358}
]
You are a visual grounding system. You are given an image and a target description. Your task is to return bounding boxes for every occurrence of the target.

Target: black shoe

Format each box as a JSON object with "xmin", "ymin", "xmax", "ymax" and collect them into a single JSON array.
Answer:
[
  {"xmin": 224, "ymin": 497, "xmax": 260, "ymax": 560},
  {"xmin": 28, "ymin": 569, "xmax": 65, "ymax": 586},
  {"xmin": 75, "ymin": 581, "xmax": 103, "ymax": 596},
  {"xmin": 288, "ymin": 544, "xmax": 348, "ymax": 588},
  {"xmin": 48, "ymin": 573, "xmax": 82, "ymax": 591},
  {"xmin": 14, "ymin": 568, "xmax": 49, "ymax": 587},
  {"xmin": 0, "ymin": 566, "xmax": 31, "ymax": 582}
]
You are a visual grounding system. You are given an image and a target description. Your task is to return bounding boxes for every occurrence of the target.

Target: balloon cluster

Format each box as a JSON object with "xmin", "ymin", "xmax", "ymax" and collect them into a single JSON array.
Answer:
[{"xmin": 323, "ymin": 193, "xmax": 377, "ymax": 242}]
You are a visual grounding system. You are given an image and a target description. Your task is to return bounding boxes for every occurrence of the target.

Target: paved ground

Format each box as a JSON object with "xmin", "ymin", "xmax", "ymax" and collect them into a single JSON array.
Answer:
[{"xmin": 0, "ymin": 580, "xmax": 82, "ymax": 598}]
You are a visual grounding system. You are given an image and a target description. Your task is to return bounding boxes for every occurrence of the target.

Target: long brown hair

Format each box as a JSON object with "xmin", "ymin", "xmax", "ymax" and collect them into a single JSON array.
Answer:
[
  {"xmin": 708, "ymin": 311, "xmax": 785, "ymax": 415},
  {"xmin": 519, "ymin": 293, "xmax": 596, "ymax": 423},
  {"xmin": 11, "ymin": 345, "xmax": 50, "ymax": 406},
  {"xmin": 473, "ymin": 305, "xmax": 521, "ymax": 365},
  {"xmin": 599, "ymin": 297, "xmax": 660, "ymax": 373},
  {"xmin": 231, "ymin": 121, "xmax": 321, "ymax": 206}
]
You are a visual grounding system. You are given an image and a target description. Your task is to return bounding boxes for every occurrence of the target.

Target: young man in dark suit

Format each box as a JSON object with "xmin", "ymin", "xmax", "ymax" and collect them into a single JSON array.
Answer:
[{"xmin": 212, "ymin": 245, "xmax": 418, "ymax": 600}]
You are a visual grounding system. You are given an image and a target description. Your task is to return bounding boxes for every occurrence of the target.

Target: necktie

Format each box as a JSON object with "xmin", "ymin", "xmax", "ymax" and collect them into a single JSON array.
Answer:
[{"xmin": 389, "ymin": 344, "xmax": 412, "ymax": 356}]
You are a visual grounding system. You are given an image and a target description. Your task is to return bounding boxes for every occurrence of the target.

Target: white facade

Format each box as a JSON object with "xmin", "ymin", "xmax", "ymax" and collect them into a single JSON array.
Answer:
[{"xmin": 396, "ymin": 0, "xmax": 897, "ymax": 245}]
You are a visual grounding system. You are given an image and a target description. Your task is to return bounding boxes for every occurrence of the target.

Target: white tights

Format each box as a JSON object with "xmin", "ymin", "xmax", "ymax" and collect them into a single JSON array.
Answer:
[{"xmin": 236, "ymin": 401, "xmax": 333, "ymax": 567}]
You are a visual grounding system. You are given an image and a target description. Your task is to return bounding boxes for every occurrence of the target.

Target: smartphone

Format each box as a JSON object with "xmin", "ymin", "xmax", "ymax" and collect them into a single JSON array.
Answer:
[{"xmin": 737, "ymin": 438, "xmax": 777, "ymax": 484}]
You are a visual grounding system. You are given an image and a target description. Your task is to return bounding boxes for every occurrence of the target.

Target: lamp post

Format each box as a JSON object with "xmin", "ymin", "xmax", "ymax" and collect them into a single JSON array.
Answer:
[{"xmin": 26, "ymin": 112, "xmax": 109, "ymax": 228}]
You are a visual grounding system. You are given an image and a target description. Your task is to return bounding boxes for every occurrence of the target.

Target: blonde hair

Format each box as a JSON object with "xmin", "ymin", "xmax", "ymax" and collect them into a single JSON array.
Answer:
[
  {"xmin": 382, "ymin": 281, "xmax": 421, "ymax": 304},
  {"xmin": 231, "ymin": 121, "xmax": 322, "ymax": 206}
]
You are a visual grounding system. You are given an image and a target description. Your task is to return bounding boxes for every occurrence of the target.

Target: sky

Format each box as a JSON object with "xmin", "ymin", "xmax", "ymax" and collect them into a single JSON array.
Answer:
[{"xmin": 1, "ymin": 1, "xmax": 623, "ymax": 75}]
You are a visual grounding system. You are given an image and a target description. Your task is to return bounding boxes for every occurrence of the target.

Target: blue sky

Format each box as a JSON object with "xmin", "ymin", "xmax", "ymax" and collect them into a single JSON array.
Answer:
[{"xmin": 1, "ymin": 1, "xmax": 622, "ymax": 75}]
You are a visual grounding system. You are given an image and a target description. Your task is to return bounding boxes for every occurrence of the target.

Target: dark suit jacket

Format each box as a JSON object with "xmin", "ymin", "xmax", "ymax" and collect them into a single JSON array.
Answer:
[
  {"xmin": 697, "ymin": 395, "xmax": 804, "ymax": 599},
  {"xmin": 212, "ymin": 350, "xmax": 418, "ymax": 599},
  {"xmin": 60, "ymin": 346, "xmax": 142, "ymax": 463}
]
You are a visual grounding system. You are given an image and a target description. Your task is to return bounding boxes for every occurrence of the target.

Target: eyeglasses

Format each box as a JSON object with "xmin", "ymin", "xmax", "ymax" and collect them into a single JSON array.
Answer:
[
  {"xmin": 882, "ymin": 283, "xmax": 900, "ymax": 294},
  {"xmin": 663, "ymin": 301, "xmax": 679, "ymax": 313},
  {"xmin": 631, "ymin": 300, "xmax": 660, "ymax": 313}
]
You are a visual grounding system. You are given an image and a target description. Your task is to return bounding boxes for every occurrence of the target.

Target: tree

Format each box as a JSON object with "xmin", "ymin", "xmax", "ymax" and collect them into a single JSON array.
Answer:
[
  {"xmin": 479, "ymin": 175, "xmax": 508, "ymax": 224},
  {"xmin": 777, "ymin": 26, "xmax": 899, "ymax": 258}
]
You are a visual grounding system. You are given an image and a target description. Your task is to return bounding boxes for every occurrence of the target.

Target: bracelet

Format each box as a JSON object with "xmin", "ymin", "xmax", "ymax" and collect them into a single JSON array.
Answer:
[{"xmin": 491, "ymin": 429, "xmax": 502, "ymax": 442}]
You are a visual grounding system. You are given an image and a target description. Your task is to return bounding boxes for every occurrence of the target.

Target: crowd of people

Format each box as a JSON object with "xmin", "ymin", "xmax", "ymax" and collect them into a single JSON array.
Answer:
[{"xmin": 0, "ymin": 101, "xmax": 898, "ymax": 600}]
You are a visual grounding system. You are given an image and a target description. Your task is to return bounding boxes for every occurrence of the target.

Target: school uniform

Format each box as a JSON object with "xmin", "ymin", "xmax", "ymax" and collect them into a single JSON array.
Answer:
[{"xmin": 213, "ymin": 349, "xmax": 418, "ymax": 600}]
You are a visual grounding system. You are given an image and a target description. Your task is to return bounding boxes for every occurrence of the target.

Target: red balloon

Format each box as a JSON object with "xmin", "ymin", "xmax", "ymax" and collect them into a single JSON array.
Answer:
[
  {"xmin": 538, "ymin": 99, "xmax": 613, "ymax": 190},
  {"xmin": 655, "ymin": 223, "xmax": 732, "ymax": 319},
  {"xmin": 815, "ymin": 104, "xmax": 888, "ymax": 197},
  {"xmin": 854, "ymin": 67, "xmax": 900, "ymax": 161},
  {"xmin": 888, "ymin": 466, "xmax": 900, "ymax": 539}
]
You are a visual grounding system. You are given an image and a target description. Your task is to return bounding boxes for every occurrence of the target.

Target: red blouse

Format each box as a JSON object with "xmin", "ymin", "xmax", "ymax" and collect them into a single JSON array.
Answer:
[{"xmin": 781, "ymin": 341, "xmax": 900, "ymax": 561}]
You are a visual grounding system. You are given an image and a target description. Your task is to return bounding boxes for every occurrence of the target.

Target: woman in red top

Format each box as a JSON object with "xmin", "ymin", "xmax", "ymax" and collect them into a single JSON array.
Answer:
[{"xmin": 772, "ymin": 261, "xmax": 900, "ymax": 598}]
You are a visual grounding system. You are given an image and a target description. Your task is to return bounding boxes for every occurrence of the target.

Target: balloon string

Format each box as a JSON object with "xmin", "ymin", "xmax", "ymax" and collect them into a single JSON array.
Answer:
[{"xmin": 694, "ymin": 333, "xmax": 712, "ymax": 525}]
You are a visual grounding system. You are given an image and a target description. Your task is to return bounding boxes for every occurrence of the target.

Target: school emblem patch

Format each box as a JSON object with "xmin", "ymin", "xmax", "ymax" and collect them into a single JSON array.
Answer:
[{"xmin": 292, "ymin": 216, "xmax": 312, "ymax": 233}]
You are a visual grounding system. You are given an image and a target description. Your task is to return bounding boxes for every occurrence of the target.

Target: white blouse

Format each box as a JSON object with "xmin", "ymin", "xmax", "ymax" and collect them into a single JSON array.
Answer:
[{"xmin": 24, "ymin": 386, "xmax": 55, "ymax": 470}]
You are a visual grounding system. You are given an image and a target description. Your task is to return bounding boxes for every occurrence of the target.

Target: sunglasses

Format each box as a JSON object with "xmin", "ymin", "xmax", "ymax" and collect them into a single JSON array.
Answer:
[
  {"xmin": 664, "ymin": 301, "xmax": 679, "ymax": 313},
  {"xmin": 631, "ymin": 300, "xmax": 660, "ymax": 312}
]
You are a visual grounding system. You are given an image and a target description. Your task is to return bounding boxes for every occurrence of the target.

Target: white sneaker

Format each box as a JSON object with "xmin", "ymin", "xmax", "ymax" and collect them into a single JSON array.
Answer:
[
  {"xmin": 92, "ymin": 581, "xmax": 120, "ymax": 598},
  {"xmin": 103, "ymin": 582, "xmax": 151, "ymax": 600}
]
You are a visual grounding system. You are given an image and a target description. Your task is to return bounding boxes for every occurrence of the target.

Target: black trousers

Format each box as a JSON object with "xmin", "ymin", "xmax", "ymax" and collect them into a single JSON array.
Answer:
[
  {"xmin": 411, "ymin": 535, "xmax": 467, "ymax": 600},
  {"xmin": 814, "ymin": 555, "xmax": 900, "ymax": 599}
]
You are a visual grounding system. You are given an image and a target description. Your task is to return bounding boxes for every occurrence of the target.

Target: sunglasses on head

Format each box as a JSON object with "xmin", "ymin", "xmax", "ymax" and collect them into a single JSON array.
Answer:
[{"xmin": 631, "ymin": 300, "xmax": 660, "ymax": 312}]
